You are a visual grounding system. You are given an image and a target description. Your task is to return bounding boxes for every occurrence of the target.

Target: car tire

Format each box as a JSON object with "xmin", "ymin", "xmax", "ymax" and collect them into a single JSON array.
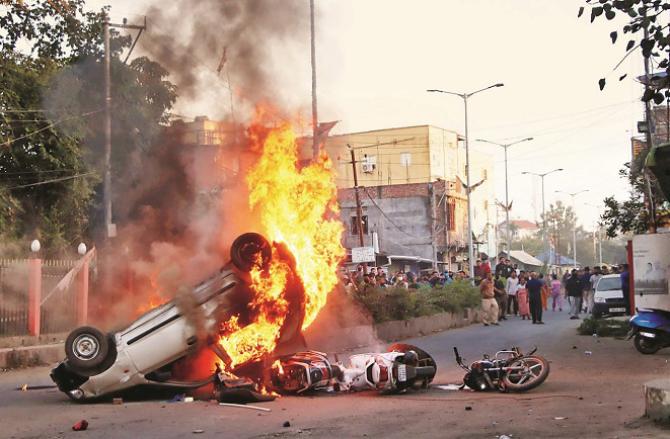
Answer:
[
  {"xmin": 65, "ymin": 326, "xmax": 110, "ymax": 373},
  {"xmin": 230, "ymin": 233, "xmax": 272, "ymax": 272}
]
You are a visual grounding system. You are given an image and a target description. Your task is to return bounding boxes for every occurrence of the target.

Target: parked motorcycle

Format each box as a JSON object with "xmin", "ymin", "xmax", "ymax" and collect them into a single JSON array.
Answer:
[
  {"xmin": 628, "ymin": 308, "xmax": 670, "ymax": 354},
  {"xmin": 454, "ymin": 346, "xmax": 550, "ymax": 392}
]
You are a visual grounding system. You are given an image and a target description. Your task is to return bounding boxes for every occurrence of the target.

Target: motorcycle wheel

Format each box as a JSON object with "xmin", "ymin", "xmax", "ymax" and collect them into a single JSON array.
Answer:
[
  {"xmin": 501, "ymin": 355, "xmax": 550, "ymax": 392},
  {"xmin": 634, "ymin": 334, "xmax": 660, "ymax": 355},
  {"xmin": 387, "ymin": 343, "xmax": 437, "ymax": 386}
]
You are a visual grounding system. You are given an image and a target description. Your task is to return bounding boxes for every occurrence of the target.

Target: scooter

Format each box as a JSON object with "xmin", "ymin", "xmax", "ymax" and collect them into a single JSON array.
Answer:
[{"xmin": 629, "ymin": 308, "xmax": 670, "ymax": 354}]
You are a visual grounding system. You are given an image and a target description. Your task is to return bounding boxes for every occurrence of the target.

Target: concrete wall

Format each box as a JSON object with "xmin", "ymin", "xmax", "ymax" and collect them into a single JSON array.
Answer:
[{"xmin": 340, "ymin": 194, "xmax": 433, "ymax": 259}]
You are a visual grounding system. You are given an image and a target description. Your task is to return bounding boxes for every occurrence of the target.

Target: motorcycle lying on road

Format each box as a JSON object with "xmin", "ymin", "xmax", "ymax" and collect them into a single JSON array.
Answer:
[
  {"xmin": 628, "ymin": 308, "xmax": 670, "ymax": 354},
  {"xmin": 454, "ymin": 346, "xmax": 550, "ymax": 392}
]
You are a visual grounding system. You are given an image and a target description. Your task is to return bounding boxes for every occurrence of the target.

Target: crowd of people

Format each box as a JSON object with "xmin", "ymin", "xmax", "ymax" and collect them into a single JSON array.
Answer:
[
  {"xmin": 342, "ymin": 264, "xmax": 472, "ymax": 294},
  {"xmin": 478, "ymin": 260, "xmax": 631, "ymax": 327},
  {"xmin": 340, "ymin": 259, "xmax": 632, "ymax": 328}
]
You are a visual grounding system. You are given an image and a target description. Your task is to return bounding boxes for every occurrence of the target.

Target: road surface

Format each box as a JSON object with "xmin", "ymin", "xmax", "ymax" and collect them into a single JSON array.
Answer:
[{"xmin": 2, "ymin": 310, "xmax": 669, "ymax": 438}]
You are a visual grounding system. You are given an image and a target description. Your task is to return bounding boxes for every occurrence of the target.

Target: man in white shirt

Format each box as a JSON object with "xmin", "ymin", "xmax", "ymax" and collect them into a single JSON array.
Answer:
[{"xmin": 506, "ymin": 271, "xmax": 520, "ymax": 316}]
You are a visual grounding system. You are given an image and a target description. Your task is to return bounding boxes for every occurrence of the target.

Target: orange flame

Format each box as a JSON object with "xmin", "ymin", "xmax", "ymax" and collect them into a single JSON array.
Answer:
[{"xmin": 217, "ymin": 110, "xmax": 344, "ymax": 368}]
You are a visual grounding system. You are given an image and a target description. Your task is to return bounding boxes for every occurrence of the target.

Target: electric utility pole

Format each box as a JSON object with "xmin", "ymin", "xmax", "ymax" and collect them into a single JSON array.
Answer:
[
  {"xmin": 102, "ymin": 14, "xmax": 146, "ymax": 239},
  {"xmin": 310, "ymin": 0, "xmax": 319, "ymax": 159}
]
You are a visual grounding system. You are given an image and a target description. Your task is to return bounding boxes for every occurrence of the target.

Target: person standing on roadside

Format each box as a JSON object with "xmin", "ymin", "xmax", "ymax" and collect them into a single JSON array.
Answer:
[
  {"xmin": 494, "ymin": 273, "xmax": 508, "ymax": 321},
  {"xmin": 506, "ymin": 270, "xmax": 519, "ymax": 316},
  {"xmin": 566, "ymin": 269, "xmax": 583, "ymax": 319},
  {"xmin": 550, "ymin": 274, "xmax": 563, "ymax": 311},
  {"xmin": 526, "ymin": 272, "xmax": 545, "ymax": 324},
  {"xmin": 479, "ymin": 272, "xmax": 500, "ymax": 326},
  {"xmin": 517, "ymin": 276, "xmax": 531, "ymax": 320},
  {"xmin": 580, "ymin": 267, "xmax": 591, "ymax": 313}
]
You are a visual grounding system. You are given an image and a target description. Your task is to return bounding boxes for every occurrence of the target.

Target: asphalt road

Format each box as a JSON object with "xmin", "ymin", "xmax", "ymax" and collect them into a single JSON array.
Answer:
[{"xmin": 2, "ymin": 310, "xmax": 670, "ymax": 439}]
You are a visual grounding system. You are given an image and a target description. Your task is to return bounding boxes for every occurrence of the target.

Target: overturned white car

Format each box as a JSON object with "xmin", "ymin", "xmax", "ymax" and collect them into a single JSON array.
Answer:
[{"xmin": 51, "ymin": 233, "xmax": 301, "ymax": 401}]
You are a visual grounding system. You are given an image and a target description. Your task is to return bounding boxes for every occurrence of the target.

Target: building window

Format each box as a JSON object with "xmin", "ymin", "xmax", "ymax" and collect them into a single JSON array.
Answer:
[
  {"xmin": 351, "ymin": 215, "xmax": 369, "ymax": 235},
  {"xmin": 197, "ymin": 129, "xmax": 220, "ymax": 145},
  {"xmin": 400, "ymin": 152, "xmax": 412, "ymax": 167}
]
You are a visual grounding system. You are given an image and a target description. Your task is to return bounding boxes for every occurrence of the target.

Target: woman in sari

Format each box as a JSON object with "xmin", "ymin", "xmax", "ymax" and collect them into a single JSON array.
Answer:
[
  {"xmin": 517, "ymin": 277, "xmax": 531, "ymax": 320},
  {"xmin": 540, "ymin": 273, "xmax": 550, "ymax": 311}
]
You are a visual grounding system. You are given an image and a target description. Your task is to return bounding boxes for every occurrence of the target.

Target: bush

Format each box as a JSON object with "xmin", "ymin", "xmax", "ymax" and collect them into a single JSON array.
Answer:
[
  {"xmin": 354, "ymin": 281, "xmax": 480, "ymax": 323},
  {"xmin": 577, "ymin": 317, "xmax": 630, "ymax": 338}
]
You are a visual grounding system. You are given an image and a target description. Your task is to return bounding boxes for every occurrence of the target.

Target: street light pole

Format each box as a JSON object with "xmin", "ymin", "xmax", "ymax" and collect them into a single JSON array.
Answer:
[
  {"xmin": 555, "ymin": 189, "xmax": 589, "ymax": 269},
  {"xmin": 476, "ymin": 137, "xmax": 533, "ymax": 254},
  {"xmin": 521, "ymin": 168, "xmax": 563, "ymax": 269},
  {"xmin": 427, "ymin": 83, "xmax": 504, "ymax": 281}
]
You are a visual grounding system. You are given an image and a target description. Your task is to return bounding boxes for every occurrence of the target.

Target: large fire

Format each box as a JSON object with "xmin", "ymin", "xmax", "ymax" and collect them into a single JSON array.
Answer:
[{"xmin": 217, "ymin": 114, "xmax": 344, "ymax": 368}]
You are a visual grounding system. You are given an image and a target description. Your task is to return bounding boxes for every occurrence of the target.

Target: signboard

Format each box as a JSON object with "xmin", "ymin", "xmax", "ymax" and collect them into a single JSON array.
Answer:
[
  {"xmin": 633, "ymin": 234, "xmax": 670, "ymax": 310},
  {"xmin": 351, "ymin": 246, "xmax": 376, "ymax": 263}
]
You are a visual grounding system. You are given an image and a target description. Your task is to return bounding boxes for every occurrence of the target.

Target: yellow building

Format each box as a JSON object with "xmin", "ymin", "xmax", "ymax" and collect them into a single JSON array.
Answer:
[{"xmin": 315, "ymin": 124, "xmax": 496, "ymax": 269}]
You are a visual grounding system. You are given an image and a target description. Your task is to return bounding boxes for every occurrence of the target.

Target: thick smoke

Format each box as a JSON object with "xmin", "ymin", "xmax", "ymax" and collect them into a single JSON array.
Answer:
[
  {"xmin": 77, "ymin": 0, "xmax": 313, "ymax": 329},
  {"xmin": 139, "ymin": 0, "xmax": 310, "ymax": 118}
]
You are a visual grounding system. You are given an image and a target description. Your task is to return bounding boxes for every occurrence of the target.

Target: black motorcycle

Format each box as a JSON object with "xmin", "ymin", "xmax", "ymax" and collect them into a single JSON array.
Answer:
[{"xmin": 454, "ymin": 346, "xmax": 550, "ymax": 392}]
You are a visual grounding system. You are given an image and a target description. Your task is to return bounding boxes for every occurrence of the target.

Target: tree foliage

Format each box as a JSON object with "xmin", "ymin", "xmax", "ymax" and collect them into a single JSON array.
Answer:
[
  {"xmin": 0, "ymin": 1, "xmax": 177, "ymax": 256},
  {"xmin": 583, "ymin": 0, "xmax": 670, "ymax": 103}
]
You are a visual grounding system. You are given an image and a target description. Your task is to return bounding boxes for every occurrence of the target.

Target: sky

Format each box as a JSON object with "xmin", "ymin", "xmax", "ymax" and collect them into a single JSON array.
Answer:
[{"xmin": 88, "ymin": 0, "xmax": 646, "ymax": 231}]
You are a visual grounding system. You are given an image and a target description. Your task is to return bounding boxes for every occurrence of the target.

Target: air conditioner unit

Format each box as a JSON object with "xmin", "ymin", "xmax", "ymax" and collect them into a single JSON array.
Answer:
[{"xmin": 361, "ymin": 163, "xmax": 376, "ymax": 173}]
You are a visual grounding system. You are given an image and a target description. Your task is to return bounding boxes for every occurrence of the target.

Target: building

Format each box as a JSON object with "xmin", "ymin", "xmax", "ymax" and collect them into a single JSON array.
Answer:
[
  {"xmin": 498, "ymin": 219, "xmax": 540, "ymax": 241},
  {"xmin": 166, "ymin": 116, "xmax": 242, "ymax": 192},
  {"xmin": 311, "ymin": 125, "xmax": 495, "ymax": 272}
]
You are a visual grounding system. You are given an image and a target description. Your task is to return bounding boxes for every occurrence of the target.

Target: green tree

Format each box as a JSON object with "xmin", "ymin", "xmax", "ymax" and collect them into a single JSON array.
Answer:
[
  {"xmin": 541, "ymin": 201, "xmax": 583, "ymax": 260},
  {"xmin": 0, "ymin": 1, "xmax": 176, "ymax": 255}
]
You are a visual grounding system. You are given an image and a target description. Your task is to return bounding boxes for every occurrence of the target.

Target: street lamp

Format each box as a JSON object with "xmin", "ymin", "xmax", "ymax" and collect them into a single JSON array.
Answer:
[
  {"xmin": 555, "ymin": 189, "xmax": 589, "ymax": 269},
  {"xmin": 476, "ymin": 137, "xmax": 533, "ymax": 254},
  {"xmin": 427, "ymin": 83, "xmax": 504, "ymax": 280},
  {"xmin": 521, "ymin": 168, "xmax": 564, "ymax": 268}
]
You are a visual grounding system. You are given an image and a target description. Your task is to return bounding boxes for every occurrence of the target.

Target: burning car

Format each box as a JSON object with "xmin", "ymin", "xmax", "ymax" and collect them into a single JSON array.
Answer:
[{"xmin": 51, "ymin": 233, "xmax": 306, "ymax": 401}]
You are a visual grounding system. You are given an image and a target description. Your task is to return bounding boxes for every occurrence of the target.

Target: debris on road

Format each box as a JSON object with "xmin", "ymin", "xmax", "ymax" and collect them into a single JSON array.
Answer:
[
  {"xmin": 20, "ymin": 384, "xmax": 27, "ymax": 391},
  {"xmin": 465, "ymin": 406, "xmax": 473, "ymax": 411},
  {"xmin": 283, "ymin": 421, "xmax": 291, "ymax": 427},
  {"xmin": 184, "ymin": 396, "xmax": 194, "ymax": 403},
  {"xmin": 219, "ymin": 402, "xmax": 271, "ymax": 412},
  {"xmin": 192, "ymin": 429, "xmax": 204, "ymax": 434},
  {"xmin": 168, "ymin": 394, "xmax": 186, "ymax": 403},
  {"xmin": 435, "ymin": 384, "xmax": 462, "ymax": 391},
  {"xmin": 553, "ymin": 416, "xmax": 568, "ymax": 420},
  {"xmin": 584, "ymin": 351, "xmax": 593, "ymax": 356},
  {"xmin": 72, "ymin": 420, "xmax": 88, "ymax": 431},
  {"xmin": 112, "ymin": 398, "xmax": 123, "ymax": 405}
]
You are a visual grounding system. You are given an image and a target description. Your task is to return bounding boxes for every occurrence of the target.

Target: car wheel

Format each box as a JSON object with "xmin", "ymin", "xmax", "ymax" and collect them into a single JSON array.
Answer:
[
  {"xmin": 230, "ymin": 233, "xmax": 272, "ymax": 272},
  {"xmin": 65, "ymin": 326, "xmax": 110, "ymax": 373}
]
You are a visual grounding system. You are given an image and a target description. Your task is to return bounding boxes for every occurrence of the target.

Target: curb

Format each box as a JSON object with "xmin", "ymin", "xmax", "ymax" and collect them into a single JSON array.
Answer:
[
  {"xmin": 374, "ymin": 308, "xmax": 481, "ymax": 341},
  {"xmin": 0, "ymin": 343, "xmax": 63, "ymax": 369}
]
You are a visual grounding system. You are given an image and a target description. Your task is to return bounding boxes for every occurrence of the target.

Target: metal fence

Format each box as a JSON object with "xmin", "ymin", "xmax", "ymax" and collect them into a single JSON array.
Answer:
[{"xmin": 0, "ymin": 259, "xmax": 79, "ymax": 337}]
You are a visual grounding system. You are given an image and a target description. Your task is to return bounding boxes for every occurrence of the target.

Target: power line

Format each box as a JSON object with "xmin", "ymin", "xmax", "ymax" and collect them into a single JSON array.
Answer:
[
  {"xmin": 1, "ymin": 109, "xmax": 102, "ymax": 149},
  {"xmin": 6, "ymin": 172, "xmax": 97, "ymax": 190},
  {"xmin": 361, "ymin": 186, "xmax": 423, "ymax": 239},
  {"xmin": 0, "ymin": 169, "xmax": 78, "ymax": 175}
]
